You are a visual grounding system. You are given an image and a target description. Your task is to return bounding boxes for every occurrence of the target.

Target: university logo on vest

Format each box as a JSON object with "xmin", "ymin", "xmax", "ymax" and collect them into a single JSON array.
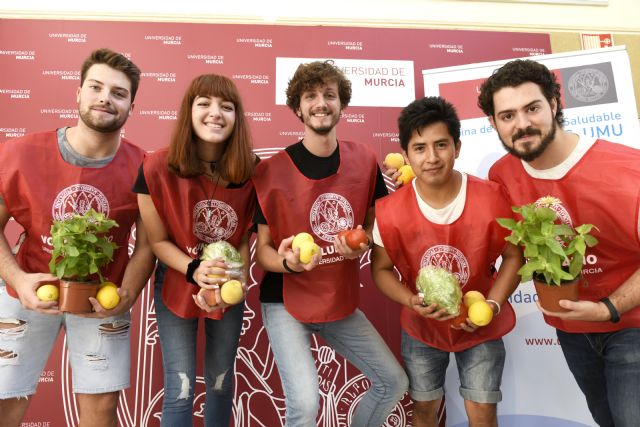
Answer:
[
  {"xmin": 52, "ymin": 184, "xmax": 110, "ymax": 220},
  {"xmin": 420, "ymin": 245, "xmax": 470, "ymax": 288},
  {"xmin": 193, "ymin": 199, "xmax": 238, "ymax": 243},
  {"xmin": 310, "ymin": 193, "xmax": 354, "ymax": 242}
]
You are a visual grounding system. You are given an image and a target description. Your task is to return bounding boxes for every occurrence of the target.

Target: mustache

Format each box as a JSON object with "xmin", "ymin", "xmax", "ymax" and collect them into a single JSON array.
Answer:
[
  {"xmin": 512, "ymin": 127, "xmax": 541, "ymax": 143},
  {"xmin": 90, "ymin": 105, "xmax": 116, "ymax": 114}
]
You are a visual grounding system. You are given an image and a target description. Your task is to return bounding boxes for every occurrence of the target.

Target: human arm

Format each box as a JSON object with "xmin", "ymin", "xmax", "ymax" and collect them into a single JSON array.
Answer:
[
  {"xmin": 0, "ymin": 203, "xmax": 59, "ymax": 314},
  {"xmin": 255, "ymin": 224, "xmax": 320, "ymax": 274}
]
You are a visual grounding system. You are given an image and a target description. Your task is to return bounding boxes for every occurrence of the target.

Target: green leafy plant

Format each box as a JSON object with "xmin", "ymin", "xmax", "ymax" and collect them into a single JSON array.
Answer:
[
  {"xmin": 496, "ymin": 197, "xmax": 599, "ymax": 286},
  {"xmin": 48, "ymin": 208, "xmax": 119, "ymax": 282}
]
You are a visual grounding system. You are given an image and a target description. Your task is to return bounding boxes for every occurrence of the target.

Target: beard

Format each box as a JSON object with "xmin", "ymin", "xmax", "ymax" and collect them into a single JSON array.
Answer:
[
  {"xmin": 79, "ymin": 105, "xmax": 128, "ymax": 133},
  {"xmin": 500, "ymin": 119, "xmax": 557, "ymax": 162},
  {"xmin": 302, "ymin": 109, "xmax": 340, "ymax": 136}
]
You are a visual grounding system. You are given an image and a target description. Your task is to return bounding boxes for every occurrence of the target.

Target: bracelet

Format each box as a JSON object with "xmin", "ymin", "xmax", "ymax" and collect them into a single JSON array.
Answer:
[
  {"xmin": 600, "ymin": 297, "xmax": 620, "ymax": 323},
  {"xmin": 282, "ymin": 258, "xmax": 300, "ymax": 274},
  {"xmin": 185, "ymin": 258, "xmax": 202, "ymax": 285},
  {"xmin": 486, "ymin": 299, "xmax": 501, "ymax": 315}
]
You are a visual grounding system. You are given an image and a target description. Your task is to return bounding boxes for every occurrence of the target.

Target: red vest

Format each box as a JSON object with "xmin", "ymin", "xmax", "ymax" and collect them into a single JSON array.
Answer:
[
  {"xmin": 0, "ymin": 130, "xmax": 143, "ymax": 298},
  {"xmin": 376, "ymin": 176, "xmax": 516, "ymax": 352},
  {"xmin": 144, "ymin": 148, "xmax": 256, "ymax": 319},
  {"xmin": 253, "ymin": 141, "xmax": 377, "ymax": 322},
  {"xmin": 489, "ymin": 140, "xmax": 640, "ymax": 332}
]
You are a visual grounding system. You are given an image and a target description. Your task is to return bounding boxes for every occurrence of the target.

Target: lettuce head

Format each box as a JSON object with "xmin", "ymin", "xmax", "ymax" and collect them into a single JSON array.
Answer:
[
  {"xmin": 200, "ymin": 241, "xmax": 244, "ymax": 269},
  {"xmin": 415, "ymin": 266, "xmax": 462, "ymax": 315}
]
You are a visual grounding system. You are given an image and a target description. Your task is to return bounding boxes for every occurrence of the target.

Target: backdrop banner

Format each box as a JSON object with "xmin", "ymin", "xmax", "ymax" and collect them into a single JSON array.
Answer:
[
  {"xmin": 0, "ymin": 18, "xmax": 551, "ymax": 426},
  {"xmin": 422, "ymin": 45, "xmax": 639, "ymax": 427}
]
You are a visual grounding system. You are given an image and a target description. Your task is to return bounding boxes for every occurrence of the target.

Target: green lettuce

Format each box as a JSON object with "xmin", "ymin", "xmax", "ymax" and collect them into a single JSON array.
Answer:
[
  {"xmin": 200, "ymin": 241, "xmax": 244, "ymax": 268},
  {"xmin": 415, "ymin": 266, "xmax": 462, "ymax": 315}
]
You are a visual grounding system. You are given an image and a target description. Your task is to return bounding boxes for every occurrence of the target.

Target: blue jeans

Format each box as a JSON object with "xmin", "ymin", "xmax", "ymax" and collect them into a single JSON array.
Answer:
[
  {"xmin": 154, "ymin": 264, "xmax": 244, "ymax": 427},
  {"xmin": 262, "ymin": 303, "xmax": 408, "ymax": 427},
  {"xmin": 557, "ymin": 328, "xmax": 640, "ymax": 427}
]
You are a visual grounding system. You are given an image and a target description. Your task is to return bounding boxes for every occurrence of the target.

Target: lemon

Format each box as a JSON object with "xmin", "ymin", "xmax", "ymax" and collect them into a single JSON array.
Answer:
[
  {"xmin": 468, "ymin": 300, "xmax": 494, "ymax": 326},
  {"xmin": 36, "ymin": 284, "xmax": 59, "ymax": 302},
  {"xmin": 96, "ymin": 285, "xmax": 120, "ymax": 310},
  {"xmin": 398, "ymin": 165, "xmax": 415, "ymax": 185},
  {"xmin": 299, "ymin": 241, "xmax": 320, "ymax": 264},
  {"xmin": 463, "ymin": 290, "xmax": 486, "ymax": 307},
  {"xmin": 292, "ymin": 232, "xmax": 314, "ymax": 250},
  {"xmin": 220, "ymin": 280, "xmax": 244, "ymax": 305},
  {"xmin": 384, "ymin": 152, "xmax": 405, "ymax": 170},
  {"xmin": 99, "ymin": 281, "xmax": 118, "ymax": 289}
]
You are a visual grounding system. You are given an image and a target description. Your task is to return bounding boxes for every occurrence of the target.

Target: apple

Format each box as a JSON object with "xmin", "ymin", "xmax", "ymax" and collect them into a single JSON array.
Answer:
[
  {"xmin": 198, "ymin": 288, "xmax": 218, "ymax": 307},
  {"xmin": 345, "ymin": 228, "xmax": 368, "ymax": 250},
  {"xmin": 450, "ymin": 303, "xmax": 468, "ymax": 327},
  {"xmin": 384, "ymin": 152, "xmax": 405, "ymax": 170}
]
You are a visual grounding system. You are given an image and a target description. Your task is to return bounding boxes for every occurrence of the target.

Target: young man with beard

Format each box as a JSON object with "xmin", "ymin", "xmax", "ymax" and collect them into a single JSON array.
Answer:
[
  {"xmin": 478, "ymin": 59, "xmax": 640, "ymax": 427},
  {"xmin": 0, "ymin": 48, "xmax": 155, "ymax": 427},
  {"xmin": 252, "ymin": 60, "xmax": 408, "ymax": 427},
  {"xmin": 372, "ymin": 96, "xmax": 522, "ymax": 427}
]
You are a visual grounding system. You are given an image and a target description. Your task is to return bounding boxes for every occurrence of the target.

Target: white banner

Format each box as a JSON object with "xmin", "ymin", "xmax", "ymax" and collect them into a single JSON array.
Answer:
[
  {"xmin": 422, "ymin": 46, "xmax": 639, "ymax": 427},
  {"xmin": 275, "ymin": 57, "xmax": 415, "ymax": 107}
]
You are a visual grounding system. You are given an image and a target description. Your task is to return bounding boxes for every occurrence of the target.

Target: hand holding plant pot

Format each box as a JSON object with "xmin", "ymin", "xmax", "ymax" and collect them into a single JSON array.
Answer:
[
  {"xmin": 49, "ymin": 208, "xmax": 119, "ymax": 313},
  {"xmin": 497, "ymin": 197, "xmax": 599, "ymax": 312}
]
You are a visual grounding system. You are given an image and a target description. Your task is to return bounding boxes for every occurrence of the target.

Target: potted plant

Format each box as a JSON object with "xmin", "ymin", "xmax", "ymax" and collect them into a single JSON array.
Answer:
[
  {"xmin": 49, "ymin": 208, "xmax": 119, "ymax": 313},
  {"xmin": 496, "ymin": 197, "xmax": 599, "ymax": 312}
]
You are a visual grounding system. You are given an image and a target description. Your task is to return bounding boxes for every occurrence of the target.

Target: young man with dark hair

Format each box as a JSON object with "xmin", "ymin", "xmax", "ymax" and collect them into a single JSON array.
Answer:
[
  {"xmin": 479, "ymin": 58, "xmax": 640, "ymax": 427},
  {"xmin": 373, "ymin": 96, "xmax": 522, "ymax": 427},
  {"xmin": 0, "ymin": 48, "xmax": 155, "ymax": 427},
  {"xmin": 253, "ymin": 60, "xmax": 408, "ymax": 427}
]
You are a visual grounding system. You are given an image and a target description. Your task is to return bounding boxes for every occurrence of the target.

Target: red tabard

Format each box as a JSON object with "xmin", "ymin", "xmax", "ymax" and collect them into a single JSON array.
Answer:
[
  {"xmin": 253, "ymin": 141, "xmax": 377, "ymax": 322},
  {"xmin": 0, "ymin": 130, "xmax": 143, "ymax": 298},
  {"xmin": 144, "ymin": 148, "xmax": 256, "ymax": 319},
  {"xmin": 489, "ymin": 139, "xmax": 640, "ymax": 332},
  {"xmin": 376, "ymin": 175, "xmax": 516, "ymax": 352}
]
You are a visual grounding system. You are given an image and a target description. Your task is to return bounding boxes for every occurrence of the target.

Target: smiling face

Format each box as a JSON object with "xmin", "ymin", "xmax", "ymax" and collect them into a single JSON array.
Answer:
[
  {"xmin": 191, "ymin": 95, "xmax": 236, "ymax": 146},
  {"xmin": 490, "ymin": 82, "xmax": 558, "ymax": 162},
  {"xmin": 296, "ymin": 81, "xmax": 342, "ymax": 135},
  {"xmin": 405, "ymin": 121, "xmax": 460, "ymax": 189},
  {"xmin": 76, "ymin": 63, "xmax": 133, "ymax": 133}
]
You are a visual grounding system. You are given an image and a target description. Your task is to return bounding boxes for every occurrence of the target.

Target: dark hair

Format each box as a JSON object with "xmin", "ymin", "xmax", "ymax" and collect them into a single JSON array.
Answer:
[
  {"xmin": 477, "ymin": 59, "xmax": 564, "ymax": 125},
  {"xmin": 286, "ymin": 60, "xmax": 352, "ymax": 118},
  {"xmin": 397, "ymin": 96, "xmax": 461, "ymax": 151},
  {"xmin": 167, "ymin": 74, "xmax": 255, "ymax": 184},
  {"xmin": 80, "ymin": 48, "xmax": 141, "ymax": 101}
]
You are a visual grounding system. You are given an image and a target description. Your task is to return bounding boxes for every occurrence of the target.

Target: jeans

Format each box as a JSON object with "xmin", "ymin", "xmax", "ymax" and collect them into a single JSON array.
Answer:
[
  {"xmin": 154, "ymin": 264, "xmax": 244, "ymax": 427},
  {"xmin": 262, "ymin": 303, "xmax": 408, "ymax": 427},
  {"xmin": 557, "ymin": 328, "xmax": 640, "ymax": 427}
]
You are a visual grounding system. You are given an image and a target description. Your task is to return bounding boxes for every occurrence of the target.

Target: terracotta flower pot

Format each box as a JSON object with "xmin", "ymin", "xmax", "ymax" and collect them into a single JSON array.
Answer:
[
  {"xmin": 533, "ymin": 276, "xmax": 581, "ymax": 313},
  {"xmin": 58, "ymin": 279, "xmax": 98, "ymax": 313}
]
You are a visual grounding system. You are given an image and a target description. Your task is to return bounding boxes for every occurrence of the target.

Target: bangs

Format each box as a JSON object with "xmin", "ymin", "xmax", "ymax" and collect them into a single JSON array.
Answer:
[{"xmin": 191, "ymin": 74, "xmax": 240, "ymax": 104}]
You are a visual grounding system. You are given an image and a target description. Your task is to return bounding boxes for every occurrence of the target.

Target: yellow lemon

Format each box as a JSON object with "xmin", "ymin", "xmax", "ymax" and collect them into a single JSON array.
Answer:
[
  {"xmin": 299, "ymin": 241, "xmax": 320, "ymax": 264},
  {"xmin": 463, "ymin": 290, "xmax": 486, "ymax": 307},
  {"xmin": 292, "ymin": 232, "xmax": 314, "ymax": 250},
  {"xmin": 398, "ymin": 165, "xmax": 415, "ymax": 185},
  {"xmin": 96, "ymin": 285, "xmax": 120, "ymax": 310},
  {"xmin": 384, "ymin": 152, "xmax": 405, "ymax": 170},
  {"xmin": 36, "ymin": 284, "xmax": 59, "ymax": 302},
  {"xmin": 220, "ymin": 280, "xmax": 244, "ymax": 305},
  {"xmin": 468, "ymin": 300, "xmax": 494, "ymax": 326},
  {"xmin": 99, "ymin": 281, "xmax": 118, "ymax": 289}
]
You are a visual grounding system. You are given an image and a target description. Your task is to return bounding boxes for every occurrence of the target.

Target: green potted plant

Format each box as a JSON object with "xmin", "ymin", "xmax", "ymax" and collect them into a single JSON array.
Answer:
[
  {"xmin": 49, "ymin": 208, "xmax": 119, "ymax": 313},
  {"xmin": 496, "ymin": 197, "xmax": 599, "ymax": 312}
]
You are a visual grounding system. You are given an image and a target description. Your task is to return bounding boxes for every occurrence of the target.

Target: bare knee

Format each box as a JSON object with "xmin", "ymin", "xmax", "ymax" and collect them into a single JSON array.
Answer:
[
  {"xmin": 464, "ymin": 400, "xmax": 497, "ymax": 427},
  {"xmin": 413, "ymin": 399, "xmax": 442, "ymax": 427},
  {"xmin": 77, "ymin": 392, "xmax": 120, "ymax": 427},
  {"xmin": 0, "ymin": 397, "xmax": 31, "ymax": 427}
]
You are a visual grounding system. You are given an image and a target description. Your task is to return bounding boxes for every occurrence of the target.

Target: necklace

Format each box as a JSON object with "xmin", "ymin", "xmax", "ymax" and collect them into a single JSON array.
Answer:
[{"xmin": 198, "ymin": 161, "xmax": 221, "ymax": 201}]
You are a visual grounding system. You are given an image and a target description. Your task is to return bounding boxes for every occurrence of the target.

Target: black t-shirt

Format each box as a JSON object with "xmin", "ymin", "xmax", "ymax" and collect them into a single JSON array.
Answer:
[
  {"xmin": 255, "ymin": 140, "xmax": 388, "ymax": 303},
  {"xmin": 132, "ymin": 164, "xmax": 245, "ymax": 194}
]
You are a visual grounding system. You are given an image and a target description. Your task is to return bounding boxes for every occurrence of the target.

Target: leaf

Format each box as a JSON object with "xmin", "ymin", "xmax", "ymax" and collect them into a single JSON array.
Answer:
[
  {"xmin": 518, "ymin": 260, "xmax": 544, "ymax": 282},
  {"xmin": 575, "ymin": 223, "xmax": 595, "ymax": 234},
  {"xmin": 584, "ymin": 235, "xmax": 599, "ymax": 247},
  {"xmin": 545, "ymin": 237, "xmax": 567, "ymax": 259},
  {"xmin": 497, "ymin": 218, "xmax": 517, "ymax": 230},
  {"xmin": 535, "ymin": 206, "xmax": 557, "ymax": 222}
]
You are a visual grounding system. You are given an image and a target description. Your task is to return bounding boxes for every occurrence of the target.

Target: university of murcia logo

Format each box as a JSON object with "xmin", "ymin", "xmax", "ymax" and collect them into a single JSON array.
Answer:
[
  {"xmin": 193, "ymin": 200, "xmax": 238, "ymax": 243},
  {"xmin": 310, "ymin": 193, "xmax": 354, "ymax": 242},
  {"xmin": 568, "ymin": 68, "xmax": 609, "ymax": 103},
  {"xmin": 420, "ymin": 245, "xmax": 470, "ymax": 286},
  {"xmin": 535, "ymin": 195, "xmax": 573, "ymax": 228},
  {"xmin": 52, "ymin": 184, "xmax": 109, "ymax": 220}
]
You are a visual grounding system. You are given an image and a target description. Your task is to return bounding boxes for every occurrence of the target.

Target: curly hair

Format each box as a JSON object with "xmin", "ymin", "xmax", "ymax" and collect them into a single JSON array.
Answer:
[
  {"xmin": 285, "ymin": 60, "xmax": 352, "ymax": 118},
  {"xmin": 477, "ymin": 59, "xmax": 564, "ymax": 126},
  {"xmin": 80, "ymin": 48, "xmax": 141, "ymax": 101},
  {"xmin": 398, "ymin": 96, "xmax": 461, "ymax": 152}
]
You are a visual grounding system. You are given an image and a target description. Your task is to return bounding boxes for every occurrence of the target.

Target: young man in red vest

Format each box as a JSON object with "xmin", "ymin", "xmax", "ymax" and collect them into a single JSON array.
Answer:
[
  {"xmin": 479, "ymin": 59, "xmax": 640, "ymax": 427},
  {"xmin": 253, "ymin": 60, "xmax": 408, "ymax": 427},
  {"xmin": 373, "ymin": 96, "xmax": 522, "ymax": 427},
  {"xmin": 0, "ymin": 48, "xmax": 155, "ymax": 427}
]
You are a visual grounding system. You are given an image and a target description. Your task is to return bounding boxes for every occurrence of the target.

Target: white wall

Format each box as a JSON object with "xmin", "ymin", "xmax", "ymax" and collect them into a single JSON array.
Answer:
[{"xmin": 1, "ymin": 0, "xmax": 639, "ymax": 33}]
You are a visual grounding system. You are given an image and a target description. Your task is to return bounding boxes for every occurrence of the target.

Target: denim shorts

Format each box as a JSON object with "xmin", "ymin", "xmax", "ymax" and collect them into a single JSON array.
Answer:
[
  {"xmin": 0, "ymin": 283, "xmax": 131, "ymax": 398},
  {"xmin": 401, "ymin": 329, "xmax": 505, "ymax": 404}
]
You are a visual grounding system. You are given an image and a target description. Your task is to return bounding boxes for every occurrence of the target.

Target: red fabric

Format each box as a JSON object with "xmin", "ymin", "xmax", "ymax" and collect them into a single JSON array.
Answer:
[
  {"xmin": 144, "ymin": 148, "xmax": 256, "ymax": 319},
  {"xmin": 376, "ymin": 176, "xmax": 516, "ymax": 351},
  {"xmin": 253, "ymin": 141, "xmax": 377, "ymax": 322},
  {"xmin": 0, "ymin": 130, "xmax": 143, "ymax": 298},
  {"xmin": 489, "ymin": 139, "xmax": 640, "ymax": 332}
]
